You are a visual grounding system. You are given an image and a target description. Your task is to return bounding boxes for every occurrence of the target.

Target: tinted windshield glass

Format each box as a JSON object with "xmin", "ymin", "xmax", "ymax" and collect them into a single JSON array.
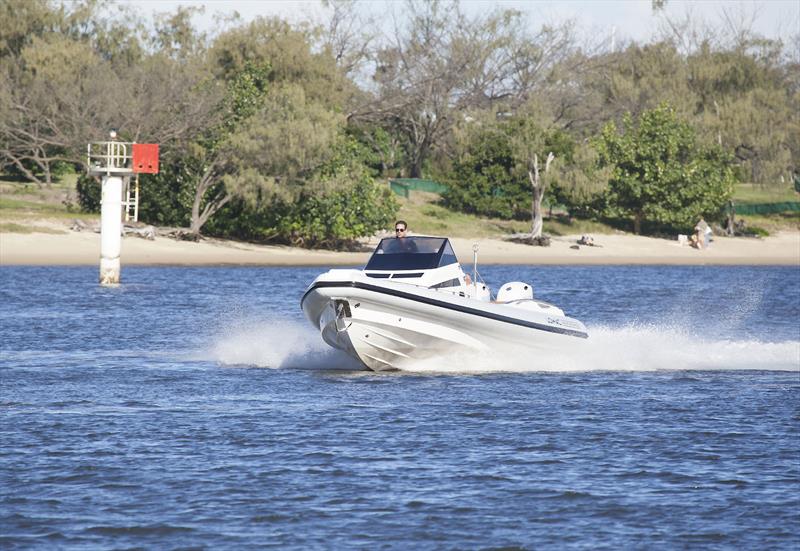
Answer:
[
  {"xmin": 439, "ymin": 240, "xmax": 458, "ymax": 267},
  {"xmin": 365, "ymin": 237, "xmax": 458, "ymax": 271}
]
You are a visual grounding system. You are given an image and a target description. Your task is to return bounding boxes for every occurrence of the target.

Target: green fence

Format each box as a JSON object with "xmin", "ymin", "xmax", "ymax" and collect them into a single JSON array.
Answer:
[
  {"xmin": 389, "ymin": 178, "xmax": 448, "ymax": 198},
  {"xmin": 734, "ymin": 202, "xmax": 800, "ymax": 215}
]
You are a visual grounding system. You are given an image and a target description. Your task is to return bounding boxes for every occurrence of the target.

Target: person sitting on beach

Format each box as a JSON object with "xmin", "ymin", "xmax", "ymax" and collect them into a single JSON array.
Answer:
[
  {"xmin": 577, "ymin": 235, "xmax": 598, "ymax": 247},
  {"xmin": 695, "ymin": 218, "xmax": 710, "ymax": 249},
  {"xmin": 704, "ymin": 224, "xmax": 713, "ymax": 248}
]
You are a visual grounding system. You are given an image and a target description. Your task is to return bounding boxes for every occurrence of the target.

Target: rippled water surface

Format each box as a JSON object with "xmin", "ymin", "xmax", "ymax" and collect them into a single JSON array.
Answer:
[{"xmin": 1, "ymin": 265, "xmax": 799, "ymax": 549}]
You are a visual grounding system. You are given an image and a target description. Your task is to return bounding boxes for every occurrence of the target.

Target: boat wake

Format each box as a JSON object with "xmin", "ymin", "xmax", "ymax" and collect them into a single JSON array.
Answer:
[
  {"xmin": 403, "ymin": 324, "xmax": 800, "ymax": 374},
  {"xmin": 210, "ymin": 318, "xmax": 799, "ymax": 374},
  {"xmin": 210, "ymin": 318, "xmax": 362, "ymax": 370}
]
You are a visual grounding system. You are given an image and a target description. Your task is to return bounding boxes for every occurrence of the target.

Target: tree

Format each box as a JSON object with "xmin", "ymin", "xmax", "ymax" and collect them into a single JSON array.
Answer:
[
  {"xmin": 443, "ymin": 113, "xmax": 571, "ymax": 222},
  {"xmin": 345, "ymin": 123, "xmax": 406, "ymax": 177},
  {"xmin": 149, "ymin": 16, "xmax": 355, "ymax": 238},
  {"xmin": 595, "ymin": 103, "xmax": 735, "ymax": 234},
  {"xmin": 506, "ymin": 113, "xmax": 568, "ymax": 238},
  {"xmin": 220, "ymin": 83, "xmax": 345, "ymax": 216},
  {"xmin": 317, "ymin": 0, "xmax": 377, "ymax": 78},
  {"xmin": 174, "ymin": 61, "xmax": 272, "ymax": 236},
  {"xmin": 687, "ymin": 43, "xmax": 795, "ymax": 185},
  {"xmin": 0, "ymin": 34, "xmax": 114, "ymax": 183},
  {"xmin": 276, "ymin": 159, "xmax": 398, "ymax": 248},
  {"xmin": 196, "ymin": 133, "xmax": 399, "ymax": 248},
  {"xmin": 443, "ymin": 116, "xmax": 526, "ymax": 219},
  {"xmin": 549, "ymin": 141, "xmax": 612, "ymax": 219},
  {"xmin": 0, "ymin": 2, "xmax": 219, "ymax": 184},
  {"xmin": 594, "ymin": 42, "xmax": 694, "ymax": 126},
  {"xmin": 209, "ymin": 16, "xmax": 354, "ymax": 110},
  {"xmin": 362, "ymin": 0, "xmax": 575, "ymax": 178},
  {"xmin": 366, "ymin": 0, "xmax": 468, "ymax": 177},
  {"xmin": 526, "ymin": 152, "xmax": 554, "ymax": 238}
]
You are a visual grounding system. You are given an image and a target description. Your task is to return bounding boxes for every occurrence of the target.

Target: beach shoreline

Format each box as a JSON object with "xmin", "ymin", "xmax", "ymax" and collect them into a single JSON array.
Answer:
[{"xmin": 1, "ymin": 226, "xmax": 798, "ymax": 267}]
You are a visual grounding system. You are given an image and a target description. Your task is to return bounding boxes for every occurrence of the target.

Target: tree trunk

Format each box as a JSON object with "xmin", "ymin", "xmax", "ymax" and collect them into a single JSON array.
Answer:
[
  {"xmin": 190, "ymin": 183, "xmax": 210, "ymax": 235},
  {"xmin": 189, "ymin": 161, "xmax": 227, "ymax": 237},
  {"xmin": 410, "ymin": 144, "xmax": 427, "ymax": 178},
  {"xmin": 531, "ymin": 186, "xmax": 544, "ymax": 238},
  {"xmin": 726, "ymin": 200, "xmax": 735, "ymax": 236},
  {"xmin": 43, "ymin": 160, "xmax": 52, "ymax": 186},
  {"xmin": 633, "ymin": 212, "xmax": 642, "ymax": 234},
  {"xmin": 410, "ymin": 159, "xmax": 422, "ymax": 178},
  {"xmin": 188, "ymin": 192, "xmax": 231, "ymax": 236},
  {"xmin": 409, "ymin": 132, "xmax": 431, "ymax": 178},
  {"xmin": 8, "ymin": 156, "xmax": 45, "ymax": 185},
  {"xmin": 528, "ymin": 152, "xmax": 554, "ymax": 239}
]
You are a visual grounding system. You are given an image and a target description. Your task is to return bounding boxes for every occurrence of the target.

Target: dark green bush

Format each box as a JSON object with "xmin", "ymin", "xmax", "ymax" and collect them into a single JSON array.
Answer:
[{"xmin": 76, "ymin": 174, "xmax": 101, "ymax": 213}]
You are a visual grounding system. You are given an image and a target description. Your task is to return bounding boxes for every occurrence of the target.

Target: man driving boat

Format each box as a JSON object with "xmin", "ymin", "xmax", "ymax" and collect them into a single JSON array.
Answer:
[{"xmin": 384, "ymin": 220, "xmax": 418, "ymax": 253}]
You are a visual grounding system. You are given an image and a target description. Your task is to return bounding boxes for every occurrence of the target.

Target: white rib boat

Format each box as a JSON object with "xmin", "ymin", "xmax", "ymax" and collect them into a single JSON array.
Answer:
[{"xmin": 301, "ymin": 236, "xmax": 588, "ymax": 371}]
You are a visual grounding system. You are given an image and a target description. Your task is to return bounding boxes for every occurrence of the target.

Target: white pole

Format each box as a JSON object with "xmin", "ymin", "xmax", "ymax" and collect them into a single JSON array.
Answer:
[
  {"xmin": 100, "ymin": 175, "xmax": 123, "ymax": 285},
  {"xmin": 472, "ymin": 243, "xmax": 479, "ymax": 294}
]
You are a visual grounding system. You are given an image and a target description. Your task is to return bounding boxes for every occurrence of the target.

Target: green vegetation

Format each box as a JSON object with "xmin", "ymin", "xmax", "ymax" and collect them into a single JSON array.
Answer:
[
  {"xmin": 0, "ymin": 222, "xmax": 66, "ymax": 234},
  {"xmin": 733, "ymin": 184, "xmax": 800, "ymax": 205},
  {"xmin": 398, "ymin": 193, "xmax": 528, "ymax": 238},
  {"xmin": 0, "ymin": 197, "xmax": 53, "ymax": 211},
  {"xmin": 397, "ymin": 192, "xmax": 616, "ymax": 239},
  {"xmin": 443, "ymin": 117, "xmax": 572, "ymax": 221},
  {"xmin": 595, "ymin": 105, "xmax": 735, "ymax": 234},
  {"xmin": 729, "ymin": 183, "xmax": 800, "ymax": 234},
  {"xmin": 0, "ymin": 176, "xmax": 97, "ymax": 221},
  {"xmin": 1, "ymin": 183, "xmax": 78, "ymax": 219},
  {"xmin": 1, "ymin": 0, "xmax": 797, "ymax": 246},
  {"xmin": 730, "ymin": 212, "xmax": 798, "ymax": 235}
]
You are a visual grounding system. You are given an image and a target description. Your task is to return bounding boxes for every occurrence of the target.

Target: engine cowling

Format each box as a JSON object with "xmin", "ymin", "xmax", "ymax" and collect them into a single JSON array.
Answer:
[{"xmin": 496, "ymin": 281, "xmax": 533, "ymax": 302}]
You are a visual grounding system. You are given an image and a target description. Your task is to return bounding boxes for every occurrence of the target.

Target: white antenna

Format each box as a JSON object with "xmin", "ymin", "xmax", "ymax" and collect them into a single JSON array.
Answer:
[{"xmin": 472, "ymin": 243, "xmax": 479, "ymax": 293}]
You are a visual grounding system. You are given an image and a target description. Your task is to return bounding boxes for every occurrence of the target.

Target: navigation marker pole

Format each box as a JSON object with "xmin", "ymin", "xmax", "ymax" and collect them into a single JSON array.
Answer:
[
  {"xmin": 99, "ymin": 174, "xmax": 123, "ymax": 284},
  {"xmin": 87, "ymin": 132, "xmax": 159, "ymax": 286}
]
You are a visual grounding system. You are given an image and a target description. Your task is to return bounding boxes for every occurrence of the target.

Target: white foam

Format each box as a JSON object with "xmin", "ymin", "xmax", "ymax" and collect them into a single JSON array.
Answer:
[
  {"xmin": 403, "ymin": 324, "xmax": 800, "ymax": 374},
  {"xmin": 209, "ymin": 318, "xmax": 799, "ymax": 374},
  {"xmin": 210, "ymin": 318, "xmax": 361, "ymax": 370}
]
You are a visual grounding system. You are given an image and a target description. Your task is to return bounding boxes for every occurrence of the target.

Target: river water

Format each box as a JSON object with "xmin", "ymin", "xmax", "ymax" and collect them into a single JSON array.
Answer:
[{"xmin": 1, "ymin": 265, "xmax": 798, "ymax": 549}]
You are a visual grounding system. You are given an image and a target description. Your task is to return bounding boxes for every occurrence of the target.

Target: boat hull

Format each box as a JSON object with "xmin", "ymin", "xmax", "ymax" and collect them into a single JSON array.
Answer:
[{"xmin": 302, "ymin": 272, "xmax": 588, "ymax": 372}]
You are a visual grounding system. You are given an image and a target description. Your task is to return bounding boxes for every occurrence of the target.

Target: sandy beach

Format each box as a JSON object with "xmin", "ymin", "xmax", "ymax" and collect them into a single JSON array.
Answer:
[{"xmin": 1, "ymin": 226, "xmax": 798, "ymax": 266}]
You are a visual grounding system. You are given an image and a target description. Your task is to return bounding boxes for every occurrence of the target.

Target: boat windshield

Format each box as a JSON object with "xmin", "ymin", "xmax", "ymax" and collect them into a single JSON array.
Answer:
[{"xmin": 365, "ymin": 237, "xmax": 459, "ymax": 271}]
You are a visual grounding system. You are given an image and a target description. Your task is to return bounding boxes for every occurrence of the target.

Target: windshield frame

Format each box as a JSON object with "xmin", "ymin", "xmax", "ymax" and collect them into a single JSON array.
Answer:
[{"xmin": 364, "ymin": 237, "xmax": 459, "ymax": 271}]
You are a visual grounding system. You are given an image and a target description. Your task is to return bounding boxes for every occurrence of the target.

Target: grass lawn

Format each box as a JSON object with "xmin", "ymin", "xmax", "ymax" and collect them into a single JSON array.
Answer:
[
  {"xmin": 2, "ymin": 173, "xmax": 796, "ymax": 238},
  {"xmin": 397, "ymin": 188, "xmax": 798, "ymax": 238},
  {"xmin": 0, "ymin": 175, "xmax": 97, "ymax": 223},
  {"xmin": 0, "ymin": 222, "xmax": 67, "ymax": 234},
  {"xmin": 730, "ymin": 183, "xmax": 800, "ymax": 233},
  {"xmin": 395, "ymin": 191, "xmax": 617, "ymax": 239},
  {"xmin": 733, "ymin": 183, "xmax": 799, "ymax": 204},
  {"xmin": 735, "ymin": 212, "xmax": 799, "ymax": 233}
]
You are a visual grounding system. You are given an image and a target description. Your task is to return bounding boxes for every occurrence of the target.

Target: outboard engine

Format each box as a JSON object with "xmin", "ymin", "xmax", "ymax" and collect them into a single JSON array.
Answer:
[
  {"xmin": 465, "ymin": 282, "xmax": 491, "ymax": 301},
  {"xmin": 497, "ymin": 281, "xmax": 533, "ymax": 302}
]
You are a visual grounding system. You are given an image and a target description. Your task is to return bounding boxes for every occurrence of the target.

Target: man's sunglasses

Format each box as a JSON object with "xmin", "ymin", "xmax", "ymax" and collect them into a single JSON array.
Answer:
[{"xmin": 395, "ymin": 228, "xmax": 406, "ymax": 232}]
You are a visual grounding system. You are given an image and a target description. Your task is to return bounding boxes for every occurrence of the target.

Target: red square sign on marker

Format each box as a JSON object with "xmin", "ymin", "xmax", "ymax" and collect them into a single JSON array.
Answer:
[{"xmin": 132, "ymin": 143, "xmax": 159, "ymax": 174}]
